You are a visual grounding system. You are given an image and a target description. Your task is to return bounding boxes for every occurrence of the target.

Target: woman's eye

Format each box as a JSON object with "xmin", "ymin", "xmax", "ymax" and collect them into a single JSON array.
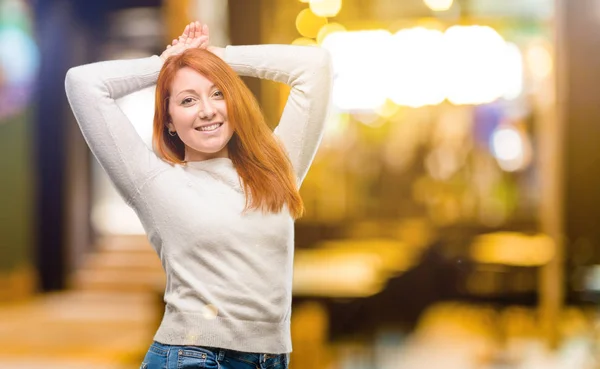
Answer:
[
  {"xmin": 181, "ymin": 97, "xmax": 195, "ymax": 105},
  {"xmin": 212, "ymin": 90, "xmax": 224, "ymax": 99}
]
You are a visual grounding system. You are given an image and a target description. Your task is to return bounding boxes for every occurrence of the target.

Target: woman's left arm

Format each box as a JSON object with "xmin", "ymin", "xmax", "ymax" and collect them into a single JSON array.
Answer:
[{"xmin": 219, "ymin": 45, "xmax": 333, "ymax": 186}]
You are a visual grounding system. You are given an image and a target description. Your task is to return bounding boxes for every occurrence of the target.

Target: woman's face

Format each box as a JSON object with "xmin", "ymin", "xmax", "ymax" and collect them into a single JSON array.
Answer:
[{"xmin": 167, "ymin": 67, "xmax": 234, "ymax": 161}]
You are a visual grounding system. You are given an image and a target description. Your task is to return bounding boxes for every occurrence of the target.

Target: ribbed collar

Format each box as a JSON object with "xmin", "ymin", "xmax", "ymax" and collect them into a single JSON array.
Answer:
[{"xmin": 183, "ymin": 158, "xmax": 243, "ymax": 193}]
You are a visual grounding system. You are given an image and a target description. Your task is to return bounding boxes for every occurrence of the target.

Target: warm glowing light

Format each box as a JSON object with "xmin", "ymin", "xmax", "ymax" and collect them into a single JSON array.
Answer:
[
  {"xmin": 471, "ymin": 232, "xmax": 555, "ymax": 266},
  {"xmin": 425, "ymin": 147, "xmax": 461, "ymax": 180},
  {"xmin": 353, "ymin": 112, "xmax": 382, "ymax": 126},
  {"xmin": 292, "ymin": 37, "xmax": 317, "ymax": 46},
  {"xmin": 310, "ymin": 0, "xmax": 342, "ymax": 17},
  {"xmin": 423, "ymin": 0, "xmax": 454, "ymax": 11},
  {"xmin": 296, "ymin": 8, "xmax": 327, "ymax": 39},
  {"xmin": 321, "ymin": 25, "xmax": 523, "ymax": 110},
  {"xmin": 527, "ymin": 42, "xmax": 553, "ymax": 80},
  {"xmin": 322, "ymin": 110, "xmax": 349, "ymax": 147},
  {"xmin": 293, "ymin": 252, "xmax": 384, "ymax": 297},
  {"xmin": 491, "ymin": 125, "xmax": 530, "ymax": 172},
  {"xmin": 388, "ymin": 27, "xmax": 446, "ymax": 107},
  {"xmin": 321, "ymin": 30, "xmax": 391, "ymax": 110},
  {"xmin": 375, "ymin": 99, "xmax": 400, "ymax": 118},
  {"xmin": 502, "ymin": 43, "xmax": 523, "ymax": 100},
  {"xmin": 444, "ymin": 26, "xmax": 515, "ymax": 105},
  {"xmin": 316, "ymin": 22, "xmax": 346, "ymax": 44}
]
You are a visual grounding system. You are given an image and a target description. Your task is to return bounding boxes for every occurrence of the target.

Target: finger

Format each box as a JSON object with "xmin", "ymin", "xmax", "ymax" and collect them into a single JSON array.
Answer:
[
  {"xmin": 194, "ymin": 22, "xmax": 200, "ymax": 38},
  {"xmin": 202, "ymin": 24, "xmax": 209, "ymax": 38},
  {"xmin": 190, "ymin": 21, "xmax": 197, "ymax": 40},
  {"xmin": 192, "ymin": 21, "xmax": 198, "ymax": 39},
  {"xmin": 183, "ymin": 24, "xmax": 190, "ymax": 38},
  {"xmin": 166, "ymin": 44, "xmax": 171, "ymax": 49}
]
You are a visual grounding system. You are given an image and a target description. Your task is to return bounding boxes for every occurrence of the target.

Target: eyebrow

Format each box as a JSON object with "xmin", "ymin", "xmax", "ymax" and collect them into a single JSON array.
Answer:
[{"xmin": 175, "ymin": 85, "xmax": 217, "ymax": 97}]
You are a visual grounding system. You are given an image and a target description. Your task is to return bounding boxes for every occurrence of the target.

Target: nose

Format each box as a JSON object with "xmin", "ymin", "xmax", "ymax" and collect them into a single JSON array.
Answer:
[{"xmin": 199, "ymin": 98, "xmax": 216, "ymax": 120}]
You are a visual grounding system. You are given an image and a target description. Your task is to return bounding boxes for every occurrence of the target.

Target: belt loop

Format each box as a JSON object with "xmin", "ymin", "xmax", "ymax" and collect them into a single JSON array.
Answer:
[{"xmin": 217, "ymin": 348, "xmax": 225, "ymax": 362}]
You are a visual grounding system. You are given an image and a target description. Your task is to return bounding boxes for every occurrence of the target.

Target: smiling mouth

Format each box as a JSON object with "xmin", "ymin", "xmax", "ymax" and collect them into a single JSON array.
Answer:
[{"xmin": 195, "ymin": 123, "xmax": 223, "ymax": 132}]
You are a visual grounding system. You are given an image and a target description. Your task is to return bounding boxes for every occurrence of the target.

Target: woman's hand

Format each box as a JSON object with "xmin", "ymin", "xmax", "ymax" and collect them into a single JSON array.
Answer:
[{"xmin": 160, "ymin": 21, "xmax": 210, "ymax": 61}]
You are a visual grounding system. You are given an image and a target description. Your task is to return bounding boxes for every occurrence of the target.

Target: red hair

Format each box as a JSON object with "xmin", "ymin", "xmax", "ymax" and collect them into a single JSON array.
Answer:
[{"xmin": 153, "ymin": 48, "xmax": 303, "ymax": 219}]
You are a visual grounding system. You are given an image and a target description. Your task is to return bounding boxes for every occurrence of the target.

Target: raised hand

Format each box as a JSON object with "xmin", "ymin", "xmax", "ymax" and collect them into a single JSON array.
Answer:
[{"xmin": 160, "ymin": 21, "xmax": 210, "ymax": 61}]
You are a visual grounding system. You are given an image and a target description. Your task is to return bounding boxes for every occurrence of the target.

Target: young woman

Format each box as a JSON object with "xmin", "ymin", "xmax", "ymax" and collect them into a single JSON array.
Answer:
[{"xmin": 65, "ymin": 21, "xmax": 332, "ymax": 369}]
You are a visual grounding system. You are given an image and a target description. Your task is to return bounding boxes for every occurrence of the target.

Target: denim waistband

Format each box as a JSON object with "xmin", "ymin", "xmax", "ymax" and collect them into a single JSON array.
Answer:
[{"xmin": 150, "ymin": 340, "xmax": 289, "ymax": 366}]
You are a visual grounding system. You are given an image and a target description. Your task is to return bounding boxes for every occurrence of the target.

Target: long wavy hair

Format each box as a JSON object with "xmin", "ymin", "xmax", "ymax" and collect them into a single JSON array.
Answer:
[{"xmin": 152, "ymin": 48, "xmax": 303, "ymax": 219}]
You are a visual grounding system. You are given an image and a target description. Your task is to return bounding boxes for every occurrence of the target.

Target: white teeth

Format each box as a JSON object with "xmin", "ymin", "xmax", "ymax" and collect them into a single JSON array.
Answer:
[{"xmin": 198, "ymin": 123, "xmax": 221, "ymax": 132}]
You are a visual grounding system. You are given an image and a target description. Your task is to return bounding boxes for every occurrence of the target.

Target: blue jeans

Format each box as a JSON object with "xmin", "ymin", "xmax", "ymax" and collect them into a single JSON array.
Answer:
[{"xmin": 141, "ymin": 341, "xmax": 289, "ymax": 369}]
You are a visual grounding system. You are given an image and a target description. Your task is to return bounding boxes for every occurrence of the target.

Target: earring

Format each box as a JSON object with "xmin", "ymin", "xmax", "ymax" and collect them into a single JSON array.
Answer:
[{"xmin": 168, "ymin": 130, "xmax": 177, "ymax": 137}]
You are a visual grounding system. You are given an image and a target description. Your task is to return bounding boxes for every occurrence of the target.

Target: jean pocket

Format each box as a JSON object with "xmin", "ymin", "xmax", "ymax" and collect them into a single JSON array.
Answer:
[
  {"xmin": 265, "ymin": 354, "xmax": 289, "ymax": 369},
  {"xmin": 141, "ymin": 344, "xmax": 168, "ymax": 369},
  {"xmin": 177, "ymin": 347, "xmax": 220, "ymax": 369}
]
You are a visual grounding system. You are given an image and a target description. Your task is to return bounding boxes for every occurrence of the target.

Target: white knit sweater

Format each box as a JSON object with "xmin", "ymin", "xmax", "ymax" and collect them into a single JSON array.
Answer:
[{"xmin": 65, "ymin": 45, "xmax": 333, "ymax": 354}]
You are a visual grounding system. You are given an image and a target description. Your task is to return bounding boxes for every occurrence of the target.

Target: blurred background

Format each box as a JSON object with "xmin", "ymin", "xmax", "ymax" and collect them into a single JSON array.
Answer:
[{"xmin": 1, "ymin": 0, "xmax": 600, "ymax": 368}]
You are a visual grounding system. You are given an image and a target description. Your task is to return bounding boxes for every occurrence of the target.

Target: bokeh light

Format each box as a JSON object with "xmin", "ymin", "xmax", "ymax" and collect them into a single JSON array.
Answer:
[
  {"xmin": 296, "ymin": 8, "xmax": 328, "ymax": 39},
  {"xmin": 316, "ymin": 22, "xmax": 346, "ymax": 44},
  {"xmin": 292, "ymin": 37, "xmax": 318, "ymax": 46},
  {"xmin": 388, "ymin": 27, "xmax": 446, "ymax": 107},
  {"xmin": 423, "ymin": 0, "xmax": 454, "ymax": 11},
  {"xmin": 526, "ymin": 41, "xmax": 553, "ymax": 80},
  {"xmin": 444, "ymin": 25, "xmax": 514, "ymax": 105},
  {"xmin": 321, "ymin": 25, "xmax": 523, "ymax": 110},
  {"xmin": 321, "ymin": 30, "xmax": 391, "ymax": 110},
  {"xmin": 309, "ymin": 0, "xmax": 342, "ymax": 18},
  {"xmin": 502, "ymin": 42, "xmax": 524, "ymax": 100},
  {"xmin": 0, "ymin": 0, "xmax": 39, "ymax": 120},
  {"xmin": 0, "ymin": 28, "xmax": 39, "ymax": 85},
  {"xmin": 490, "ymin": 125, "xmax": 531, "ymax": 172}
]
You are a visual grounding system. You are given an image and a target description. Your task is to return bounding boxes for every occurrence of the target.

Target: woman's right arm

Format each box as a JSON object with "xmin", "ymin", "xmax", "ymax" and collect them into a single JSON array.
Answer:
[{"xmin": 65, "ymin": 56, "xmax": 167, "ymax": 204}]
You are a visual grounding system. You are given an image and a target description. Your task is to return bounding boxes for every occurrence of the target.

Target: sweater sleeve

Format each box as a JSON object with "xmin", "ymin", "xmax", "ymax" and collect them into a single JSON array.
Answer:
[
  {"xmin": 65, "ymin": 55, "xmax": 168, "ymax": 204},
  {"xmin": 223, "ymin": 45, "xmax": 333, "ymax": 186}
]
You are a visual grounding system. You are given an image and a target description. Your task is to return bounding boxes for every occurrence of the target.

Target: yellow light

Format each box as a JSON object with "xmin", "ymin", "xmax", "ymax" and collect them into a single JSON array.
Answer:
[
  {"xmin": 320, "ymin": 25, "xmax": 524, "ymax": 110},
  {"xmin": 389, "ymin": 27, "xmax": 446, "ymax": 107},
  {"xmin": 353, "ymin": 112, "xmax": 383, "ymax": 127},
  {"xmin": 293, "ymin": 251, "xmax": 385, "ymax": 297},
  {"xmin": 296, "ymin": 8, "xmax": 328, "ymax": 39},
  {"xmin": 443, "ymin": 25, "xmax": 512, "ymax": 105},
  {"xmin": 321, "ymin": 30, "xmax": 391, "ymax": 110},
  {"xmin": 470, "ymin": 232, "xmax": 555, "ymax": 267},
  {"xmin": 526, "ymin": 42, "xmax": 553, "ymax": 80},
  {"xmin": 423, "ymin": 0, "xmax": 454, "ymax": 11},
  {"xmin": 310, "ymin": 0, "xmax": 342, "ymax": 17},
  {"xmin": 299, "ymin": 0, "xmax": 310, "ymax": 2},
  {"xmin": 502, "ymin": 43, "xmax": 523, "ymax": 100},
  {"xmin": 291, "ymin": 37, "xmax": 317, "ymax": 46},
  {"xmin": 316, "ymin": 22, "xmax": 346, "ymax": 44},
  {"xmin": 322, "ymin": 110, "xmax": 349, "ymax": 147},
  {"xmin": 374, "ymin": 99, "xmax": 400, "ymax": 118}
]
